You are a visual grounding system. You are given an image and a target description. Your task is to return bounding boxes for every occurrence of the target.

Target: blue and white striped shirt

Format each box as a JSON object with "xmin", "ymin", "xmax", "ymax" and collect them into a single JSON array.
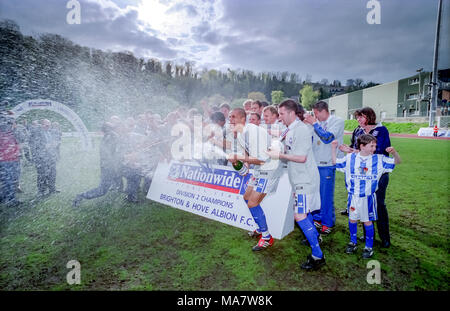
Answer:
[{"xmin": 336, "ymin": 153, "xmax": 395, "ymax": 197}]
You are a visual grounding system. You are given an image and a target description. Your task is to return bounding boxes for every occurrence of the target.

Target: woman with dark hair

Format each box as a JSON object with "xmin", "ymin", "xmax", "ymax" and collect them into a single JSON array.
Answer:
[
  {"xmin": 350, "ymin": 108, "xmax": 390, "ymax": 156},
  {"xmin": 296, "ymin": 103, "xmax": 306, "ymax": 121},
  {"xmin": 339, "ymin": 107, "xmax": 392, "ymax": 248}
]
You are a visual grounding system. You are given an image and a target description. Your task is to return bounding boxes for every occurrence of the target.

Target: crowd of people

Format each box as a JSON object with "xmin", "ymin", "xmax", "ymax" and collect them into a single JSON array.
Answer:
[
  {"xmin": 74, "ymin": 103, "xmax": 237, "ymax": 206},
  {"xmin": 0, "ymin": 108, "xmax": 62, "ymax": 206},
  {"xmin": 1, "ymin": 98, "xmax": 402, "ymax": 271},
  {"xmin": 219, "ymin": 100, "xmax": 400, "ymax": 270},
  {"xmin": 73, "ymin": 110, "xmax": 176, "ymax": 206}
]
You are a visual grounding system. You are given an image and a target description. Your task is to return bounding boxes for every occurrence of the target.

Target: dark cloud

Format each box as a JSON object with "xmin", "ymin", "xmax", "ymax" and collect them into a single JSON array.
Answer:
[
  {"xmin": 69, "ymin": 6, "xmax": 178, "ymax": 58},
  {"xmin": 0, "ymin": 0, "xmax": 178, "ymax": 58},
  {"xmin": 0, "ymin": 0, "xmax": 448, "ymax": 83},
  {"xmin": 218, "ymin": 0, "xmax": 450, "ymax": 83},
  {"xmin": 191, "ymin": 21, "xmax": 220, "ymax": 45}
]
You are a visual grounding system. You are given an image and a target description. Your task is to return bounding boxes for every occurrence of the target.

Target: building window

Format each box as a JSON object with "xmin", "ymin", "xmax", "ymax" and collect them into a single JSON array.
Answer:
[
  {"xmin": 409, "ymin": 78, "xmax": 419, "ymax": 85},
  {"xmin": 410, "ymin": 109, "xmax": 419, "ymax": 116},
  {"xmin": 406, "ymin": 93, "xmax": 419, "ymax": 101}
]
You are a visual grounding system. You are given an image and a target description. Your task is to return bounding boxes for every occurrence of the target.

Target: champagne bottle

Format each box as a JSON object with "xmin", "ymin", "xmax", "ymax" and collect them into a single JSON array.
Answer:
[{"xmin": 233, "ymin": 160, "xmax": 249, "ymax": 176}]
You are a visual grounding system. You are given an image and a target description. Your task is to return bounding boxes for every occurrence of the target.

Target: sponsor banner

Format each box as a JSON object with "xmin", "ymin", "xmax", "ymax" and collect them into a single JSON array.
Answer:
[{"xmin": 147, "ymin": 161, "xmax": 294, "ymax": 239}]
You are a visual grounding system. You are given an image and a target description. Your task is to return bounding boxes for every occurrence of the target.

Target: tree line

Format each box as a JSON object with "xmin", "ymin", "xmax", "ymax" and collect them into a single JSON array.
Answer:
[{"xmin": 0, "ymin": 19, "xmax": 378, "ymax": 130}]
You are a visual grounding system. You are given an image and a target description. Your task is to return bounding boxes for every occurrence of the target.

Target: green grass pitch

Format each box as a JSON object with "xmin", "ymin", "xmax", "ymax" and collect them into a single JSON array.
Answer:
[{"xmin": 0, "ymin": 136, "xmax": 448, "ymax": 290}]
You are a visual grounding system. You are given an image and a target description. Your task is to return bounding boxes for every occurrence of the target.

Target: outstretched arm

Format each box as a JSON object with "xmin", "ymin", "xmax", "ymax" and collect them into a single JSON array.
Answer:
[
  {"xmin": 339, "ymin": 144, "xmax": 356, "ymax": 153},
  {"xmin": 312, "ymin": 123, "xmax": 335, "ymax": 143},
  {"xmin": 303, "ymin": 114, "xmax": 336, "ymax": 144},
  {"xmin": 331, "ymin": 140, "xmax": 338, "ymax": 165},
  {"xmin": 386, "ymin": 147, "xmax": 401, "ymax": 164},
  {"xmin": 227, "ymin": 153, "xmax": 265, "ymax": 165},
  {"xmin": 266, "ymin": 149, "xmax": 307, "ymax": 163}
]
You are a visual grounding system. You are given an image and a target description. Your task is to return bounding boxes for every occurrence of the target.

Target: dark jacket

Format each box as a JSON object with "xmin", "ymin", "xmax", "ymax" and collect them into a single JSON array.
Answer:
[
  {"xmin": 34, "ymin": 128, "xmax": 59, "ymax": 162},
  {"xmin": 350, "ymin": 124, "xmax": 391, "ymax": 157},
  {"xmin": 99, "ymin": 132, "xmax": 119, "ymax": 170}
]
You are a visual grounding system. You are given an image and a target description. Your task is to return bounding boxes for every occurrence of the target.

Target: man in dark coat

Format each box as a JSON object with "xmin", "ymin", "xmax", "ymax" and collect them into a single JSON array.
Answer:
[{"xmin": 34, "ymin": 119, "xmax": 59, "ymax": 197}]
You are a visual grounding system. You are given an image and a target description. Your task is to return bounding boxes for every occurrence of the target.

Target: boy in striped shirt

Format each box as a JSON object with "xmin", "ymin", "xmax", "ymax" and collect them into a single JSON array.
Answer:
[{"xmin": 332, "ymin": 134, "xmax": 401, "ymax": 258}]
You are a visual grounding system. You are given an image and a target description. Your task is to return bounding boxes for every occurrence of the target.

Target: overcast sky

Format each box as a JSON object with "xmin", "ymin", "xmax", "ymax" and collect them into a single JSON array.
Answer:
[{"xmin": 1, "ymin": 0, "xmax": 449, "ymax": 84}]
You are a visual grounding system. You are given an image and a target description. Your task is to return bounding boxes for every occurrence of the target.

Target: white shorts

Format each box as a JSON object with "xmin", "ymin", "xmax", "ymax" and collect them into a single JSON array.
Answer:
[
  {"xmin": 347, "ymin": 193, "xmax": 378, "ymax": 222},
  {"xmin": 247, "ymin": 174, "xmax": 280, "ymax": 194},
  {"xmin": 292, "ymin": 191, "xmax": 321, "ymax": 214}
]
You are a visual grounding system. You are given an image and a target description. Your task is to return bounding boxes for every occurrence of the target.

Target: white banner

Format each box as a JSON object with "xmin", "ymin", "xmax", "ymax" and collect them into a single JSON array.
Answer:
[
  {"xmin": 417, "ymin": 127, "xmax": 449, "ymax": 137},
  {"xmin": 147, "ymin": 161, "xmax": 294, "ymax": 239}
]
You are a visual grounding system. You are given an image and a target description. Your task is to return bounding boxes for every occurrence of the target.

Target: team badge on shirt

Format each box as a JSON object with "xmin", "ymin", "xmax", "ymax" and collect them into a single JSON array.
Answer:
[
  {"xmin": 359, "ymin": 166, "xmax": 369, "ymax": 175},
  {"xmin": 359, "ymin": 160, "xmax": 368, "ymax": 175}
]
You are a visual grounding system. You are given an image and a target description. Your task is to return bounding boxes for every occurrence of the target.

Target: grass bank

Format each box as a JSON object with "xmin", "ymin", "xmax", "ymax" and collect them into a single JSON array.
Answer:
[{"xmin": 345, "ymin": 120, "xmax": 429, "ymax": 134}]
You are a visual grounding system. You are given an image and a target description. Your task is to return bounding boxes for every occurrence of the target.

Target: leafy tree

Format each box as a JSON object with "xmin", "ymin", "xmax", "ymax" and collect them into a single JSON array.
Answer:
[
  {"xmin": 299, "ymin": 85, "xmax": 319, "ymax": 110},
  {"xmin": 318, "ymin": 87, "xmax": 331, "ymax": 100},
  {"xmin": 271, "ymin": 90, "xmax": 284, "ymax": 105}
]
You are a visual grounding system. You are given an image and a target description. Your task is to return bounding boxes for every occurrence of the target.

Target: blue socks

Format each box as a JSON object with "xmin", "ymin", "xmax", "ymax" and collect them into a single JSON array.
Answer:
[
  {"xmin": 298, "ymin": 218, "xmax": 323, "ymax": 259},
  {"xmin": 249, "ymin": 204, "xmax": 270, "ymax": 239},
  {"xmin": 349, "ymin": 221, "xmax": 358, "ymax": 244},
  {"xmin": 307, "ymin": 213, "xmax": 314, "ymax": 225},
  {"xmin": 348, "ymin": 222, "xmax": 374, "ymax": 249},
  {"xmin": 246, "ymin": 199, "xmax": 260, "ymax": 233},
  {"xmin": 364, "ymin": 223, "xmax": 374, "ymax": 249},
  {"xmin": 307, "ymin": 213, "xmax": 320, "ymax": 239}
]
